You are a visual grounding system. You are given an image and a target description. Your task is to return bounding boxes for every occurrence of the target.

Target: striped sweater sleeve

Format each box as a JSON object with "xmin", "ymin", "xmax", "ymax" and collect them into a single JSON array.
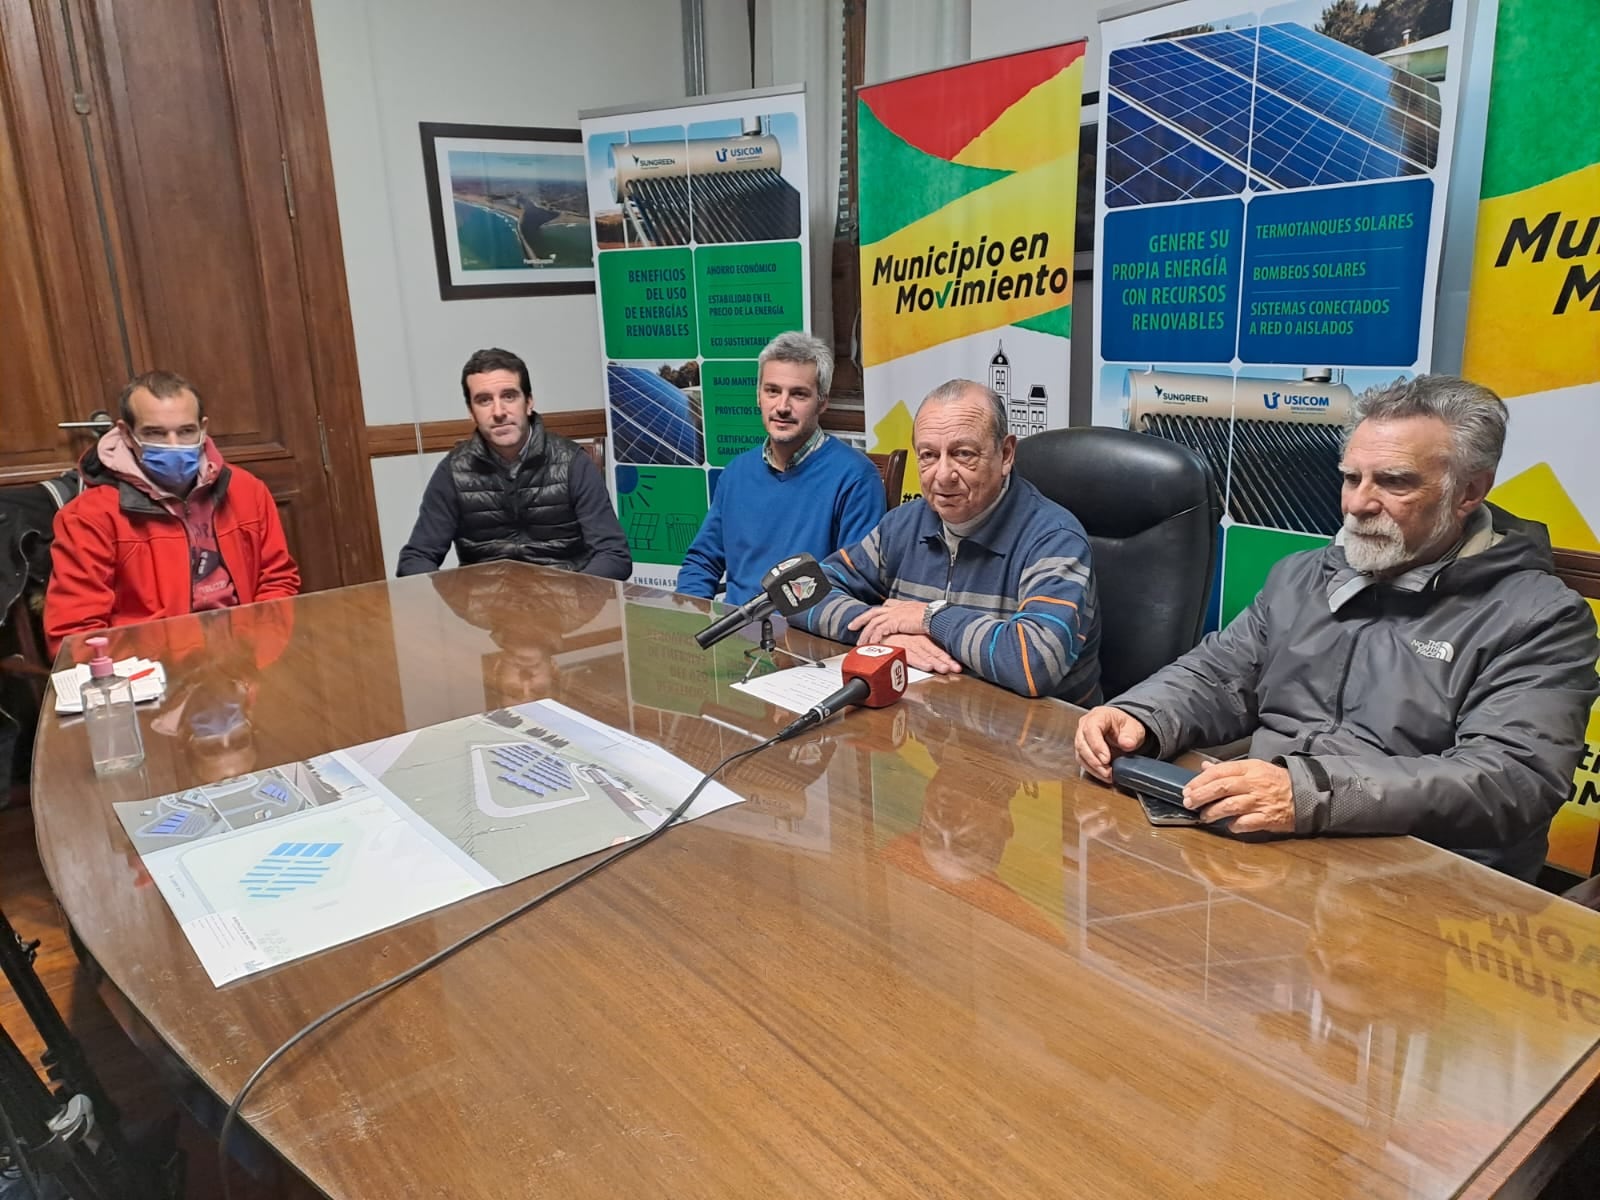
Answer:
[
  {"xmin": 790, "ymin": 525, "xmax": 889, "ymax": 642},
  {"xmin": 926, "ymin": 531, "xmax": 1092, "ymax": 698}
]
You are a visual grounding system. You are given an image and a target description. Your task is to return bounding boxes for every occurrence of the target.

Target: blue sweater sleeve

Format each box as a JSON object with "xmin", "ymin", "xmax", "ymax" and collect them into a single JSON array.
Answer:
[
  {"xmin": 835, "ymin": 457, "xmax": 888, "ymax": 551},
  {"xmin": 927, "ymin": 527, "xmax": 1093, "ymax": 698},
  {"xmin": 677, "ymin": 479, "xmax": 726, "ymax": 598},
  {"xmin": 791, "ymin": 522, "xmax": 894, "ymax": 642}
]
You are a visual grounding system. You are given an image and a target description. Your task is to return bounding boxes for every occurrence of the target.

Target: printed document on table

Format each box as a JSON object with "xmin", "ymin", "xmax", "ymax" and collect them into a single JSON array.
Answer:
[
  {"xmin": 53, "ymin": 658, "xmax": 166, "ymax": 714},
  {"xmin": 111, "ymin": 699, "xmax": 745, "ymax": 986},
  {"xmin": 731, "ymin": 653, "xmax": 932, "ymax": 715}
]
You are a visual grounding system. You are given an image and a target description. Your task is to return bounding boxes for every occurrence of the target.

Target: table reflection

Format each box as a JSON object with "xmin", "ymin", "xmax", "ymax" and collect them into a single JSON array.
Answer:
[
  {"xmin": 135, "ymin": 602, "xmax": 295, "ymax": 783},
  {"xmin": 430, "ymin": 566, "xmax": 616, "ymax": 709},
  {"xmin": 816, "ymin": 675, "xmax": 1600, "ymax": 1196}
]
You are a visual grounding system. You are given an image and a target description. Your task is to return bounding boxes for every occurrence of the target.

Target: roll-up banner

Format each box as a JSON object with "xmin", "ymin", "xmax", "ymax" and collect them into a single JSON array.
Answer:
[
  {"xmin": 858, "ymin": 44, "xmax": 1085, "ymax": 497},
  {"xmin": 1461, "ymin": 0, "xmax": 1600, "ymax": 876},
  {"xmin": 1093, "ymin": 0, "xmax": 1468, "ymax": 624},
  {"xmin": 580, "ymin": 86, "xmax": 810, "ymax": 589}
]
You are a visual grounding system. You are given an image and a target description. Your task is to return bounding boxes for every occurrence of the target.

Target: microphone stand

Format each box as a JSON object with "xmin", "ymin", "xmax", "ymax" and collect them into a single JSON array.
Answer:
[
  {"xmin": 740, "ymin": 617, "xmax": 827, "ymax": 682},
  {"xmin": 0, "ymin": 905, "xmax": 178, "ymax": 1199}
]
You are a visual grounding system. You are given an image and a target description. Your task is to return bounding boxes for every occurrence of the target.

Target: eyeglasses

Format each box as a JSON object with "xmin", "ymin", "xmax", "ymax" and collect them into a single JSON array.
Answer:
[{"xmin": 916, "ymin": 447, "xmax": 987, "ymax": 469}]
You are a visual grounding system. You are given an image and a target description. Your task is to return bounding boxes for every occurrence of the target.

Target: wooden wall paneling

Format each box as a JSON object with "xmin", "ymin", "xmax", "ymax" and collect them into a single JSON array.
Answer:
[
  {"xmin": 360, "ymin": 408, "xmax": 868, "ymax": 461},
  {"xmin": 33, "ymin": 0, "xmax": 148, "ymax": 379},
  {"xmin": 0, "ymin": 0, "xmax": 139, "ymax": 482},
  {"xmin": 364, "ymin": 423, "xmax": 430, "ymax": 460},
  {"xmin": 822, "ymin": 406, "xmax": 865, "ymax": 433},
  {"xmin": 83, "ymin": 0, "xmax": 345, "ymax": 591},
  {"xmin": 262, "ymin": 0, "xmax": 383, "ymax": 584},
  {"xmin": 0, "ymin": 48, "xmax": 72, "ymax": 473},
  {"xmin": 1553, "ymin": 549, "xmax": 1600, "ymax": 602}
]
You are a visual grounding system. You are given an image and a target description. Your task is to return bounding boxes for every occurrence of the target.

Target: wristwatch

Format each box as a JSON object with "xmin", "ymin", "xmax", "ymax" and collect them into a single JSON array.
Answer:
[{"xmin": 923, "ymin": 599, "xmax": 949, "ymax": 632}]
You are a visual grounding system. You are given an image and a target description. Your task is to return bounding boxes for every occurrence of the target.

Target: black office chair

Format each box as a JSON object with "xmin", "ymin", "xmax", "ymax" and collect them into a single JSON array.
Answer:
[
  {"xmin": 1, "ymin": 474, "xmax": 79, "ymax": 804},
  {"xmin": 1013, "ymin": 426, "xmax": 1222, "ymax": 699}
]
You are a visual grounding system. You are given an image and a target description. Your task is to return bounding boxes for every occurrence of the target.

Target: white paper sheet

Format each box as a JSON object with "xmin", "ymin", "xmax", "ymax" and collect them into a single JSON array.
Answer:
[
  {"xmin": 731, "ymin": 653, "xmax": 932, "ymax": 715},
  {"xmin": 53, "ymin": 658, "xmax": 167, "ymax": 714}
]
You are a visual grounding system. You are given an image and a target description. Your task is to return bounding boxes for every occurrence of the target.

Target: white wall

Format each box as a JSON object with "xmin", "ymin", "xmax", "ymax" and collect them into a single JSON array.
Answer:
[
  {"xmin": 311, "ymin": 0, "xmax": 709, "ymax": 572},
  {"xmin": 704, "ymin": 0, "xmax": 755, "ymax": 93},
  {"xmin": 868, "ymin": 0, "xmax": 971, "ymax": 84},
  {"xmin": 370, "ymin": 452, "xmax": 448, "ymax": 570},
  {"xmin": 753, "ymin": 1, "xmax": 845, "ymax": 351},
  {"xmin": 970, "ymin": 0, "xmax": 1100, "ymax": 87}
]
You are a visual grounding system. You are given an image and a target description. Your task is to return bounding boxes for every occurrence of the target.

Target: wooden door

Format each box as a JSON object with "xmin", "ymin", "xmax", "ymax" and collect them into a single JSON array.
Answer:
[
  {"xmin": 0, "ymin": 0, "xmax": 137, "ymax": 475},
  {"xmin": 0, "ymin": 0, "xmax": 381, "ymax": 590}
]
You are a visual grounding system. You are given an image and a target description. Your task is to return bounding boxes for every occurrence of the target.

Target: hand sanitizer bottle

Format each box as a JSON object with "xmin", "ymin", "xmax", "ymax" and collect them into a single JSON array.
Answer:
[{"xmin": 82, "ymin": 636, "xmax": 145, "ymax": 775}]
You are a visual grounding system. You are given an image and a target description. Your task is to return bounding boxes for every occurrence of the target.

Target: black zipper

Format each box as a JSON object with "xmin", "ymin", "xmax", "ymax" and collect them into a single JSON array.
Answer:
[{"xmin": 1332, "ymin": 615, "xmax": 1380, "ymax": 729}]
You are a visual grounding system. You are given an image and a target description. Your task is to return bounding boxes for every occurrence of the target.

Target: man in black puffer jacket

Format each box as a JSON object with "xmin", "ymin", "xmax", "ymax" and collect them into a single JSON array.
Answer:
[{"xmin": 397, "ymin": 348, "xmax": 631, "ymax": 580}]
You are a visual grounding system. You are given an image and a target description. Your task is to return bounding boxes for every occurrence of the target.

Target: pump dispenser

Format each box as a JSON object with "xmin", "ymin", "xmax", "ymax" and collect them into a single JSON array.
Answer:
[{"xmin": 82, "ymin": 636, "xmax": 145, "ymax": 774}]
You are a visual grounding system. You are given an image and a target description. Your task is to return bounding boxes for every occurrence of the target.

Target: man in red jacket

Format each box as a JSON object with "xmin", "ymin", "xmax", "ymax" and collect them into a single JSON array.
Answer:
[{"xmin": 45, "ymin": 370, "xmax": 301, "ymax": 654}]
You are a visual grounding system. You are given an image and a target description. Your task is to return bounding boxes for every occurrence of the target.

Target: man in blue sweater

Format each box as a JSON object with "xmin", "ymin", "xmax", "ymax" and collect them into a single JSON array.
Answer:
[
  {"xmin": 677, "ymin": 332, "xmax": 884, "ymax": 603},
  {"xmin": 793, "ymin": 380, "xmax": 1101, "ymax": 703}
]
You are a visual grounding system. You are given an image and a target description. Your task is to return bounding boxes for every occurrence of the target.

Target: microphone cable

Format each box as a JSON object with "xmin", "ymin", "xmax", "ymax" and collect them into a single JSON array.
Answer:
[{"xmin": 217, "ymin": 730, "xmax": 784, "ymax": 1200}]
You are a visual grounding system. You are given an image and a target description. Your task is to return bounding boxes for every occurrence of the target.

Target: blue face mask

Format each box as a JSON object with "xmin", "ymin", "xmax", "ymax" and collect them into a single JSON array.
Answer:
[{"xmin": 139, "ymin": 442, "xmax": 203, "ymax": 491}]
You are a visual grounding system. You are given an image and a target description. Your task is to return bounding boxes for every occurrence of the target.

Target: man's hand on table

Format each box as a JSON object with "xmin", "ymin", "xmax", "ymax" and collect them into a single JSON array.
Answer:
[
  {"xmin": 1074, "ymin": 705, "xmax": 1149, "ymax": 782},
  {"xmin": 848, "ymin": 599, "xmax": 929, "ymax": 645},
  {"xmin": 1183, "ymin": 759, "xmax": 1295, "ymax": 834},
  {"xmin": 878, "ymin": 633, "xmax": 961, "ymax": 675}
]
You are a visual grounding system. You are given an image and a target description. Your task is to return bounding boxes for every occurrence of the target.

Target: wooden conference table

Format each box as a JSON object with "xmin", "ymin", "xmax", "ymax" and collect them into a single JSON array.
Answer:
[{"xmin": 31, "ymin": 562, "xmax": 1600, "ymax": 1198}]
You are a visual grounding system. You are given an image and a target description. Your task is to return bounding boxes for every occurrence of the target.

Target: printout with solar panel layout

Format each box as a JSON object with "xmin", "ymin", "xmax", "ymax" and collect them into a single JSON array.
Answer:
[
  {"xmin": 1091, "ymin": 0, "xmax": 1467, "ymax": 625},
  {"xmin": 110, "ymin": 700, "xmax": 744, "ymax": 984},
  {"xmin": 580, "ymin": 89, "xmax": 812, "ymax": 590}
]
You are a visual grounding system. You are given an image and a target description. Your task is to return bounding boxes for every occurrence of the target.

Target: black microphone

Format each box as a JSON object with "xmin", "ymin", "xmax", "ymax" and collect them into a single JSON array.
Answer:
[
  {"xmin": 777, "ymin": 644, "xmax": 908, "ymax": 741},
  {"xmin": 694, "ymin": 554, "xmax": 830, "ymax": 650}
]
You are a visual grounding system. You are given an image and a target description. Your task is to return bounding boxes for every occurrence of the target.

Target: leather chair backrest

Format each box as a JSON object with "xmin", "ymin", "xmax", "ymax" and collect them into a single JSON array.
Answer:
[{"xmin": 1013, "ymin": 427, "xmax": 1221, "ymax": 698}]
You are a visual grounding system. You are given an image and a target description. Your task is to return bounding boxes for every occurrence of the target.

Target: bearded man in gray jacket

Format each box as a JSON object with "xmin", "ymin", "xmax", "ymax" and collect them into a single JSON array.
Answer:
[{"xmin": 1075, "ymin": 375, "xmax": 1598, "ymax": 881}]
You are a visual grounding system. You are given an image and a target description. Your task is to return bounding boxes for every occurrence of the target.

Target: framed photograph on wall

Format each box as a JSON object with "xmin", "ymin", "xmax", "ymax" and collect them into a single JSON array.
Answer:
[{"xmin": 420, "ymin": 122, "xmax": 595, "ymax": 300}]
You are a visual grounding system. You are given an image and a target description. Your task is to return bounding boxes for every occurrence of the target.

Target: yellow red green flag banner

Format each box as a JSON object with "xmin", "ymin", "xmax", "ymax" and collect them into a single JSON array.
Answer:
[
  {"xmin": 1463, "ymin": 0, "xmax": 1600, "ymax": 875},
  {"xmin": 858, "ymin": 43, "xmax": 1085, "ymax": 495}
]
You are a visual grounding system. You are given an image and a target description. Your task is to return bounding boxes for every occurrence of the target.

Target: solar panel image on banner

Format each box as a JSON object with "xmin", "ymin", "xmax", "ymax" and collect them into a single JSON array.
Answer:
[
  {"xmin": 1105, "ymin": 22, "xmax": 1442, "ymax": 206},
  {"xmin": 623, "ymin": 504, "xmax": 703, "ymax": 558},
  {"xmin": 1141, "ymin": 412, "xmax": 1344, "ymax": 535},
  {"xmin": 1103, "ymin": 94, "xmax": 1248, "ymax": 208},
  {"xmin": 624, "ymin": 169, "xmax": 801, "ymax": 246},
  {"xmin": 1262, "ymin": 24, "xmax": 1441, "ymax": 127},
  {"xmin": 608, "ymin": 364, "xmax": 704, "ymax": 465},
  {"xmin": 1249, "ymin": 91, "xmax": 1410, "ymax": 188},
  {"xmin": 1180, "ymin": 27, "xmax": 1258, "ymax": 75},
  {"xmin": 1108, "ymin": 38, "xmax": 1253, "ymax": 161}
]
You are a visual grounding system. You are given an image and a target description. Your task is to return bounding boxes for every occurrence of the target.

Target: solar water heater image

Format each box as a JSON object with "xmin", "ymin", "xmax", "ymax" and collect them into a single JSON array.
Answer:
[
  {"xmin": 609, "ymin": 132, "xmax": 801, "ymax": 246},
  {"xmin": 1124, "ymin": 369, "xmax": 1355, "ymax": 536},
  {"xmin": 1105, "ymin": 22, "xmax": 1443, "ymax": 207}
]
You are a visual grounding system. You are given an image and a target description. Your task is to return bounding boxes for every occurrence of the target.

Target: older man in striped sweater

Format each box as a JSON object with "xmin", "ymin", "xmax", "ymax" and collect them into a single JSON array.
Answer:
[{"xmin": 792, "ymin": 379, "xmax": 1102, "ymax": 703}]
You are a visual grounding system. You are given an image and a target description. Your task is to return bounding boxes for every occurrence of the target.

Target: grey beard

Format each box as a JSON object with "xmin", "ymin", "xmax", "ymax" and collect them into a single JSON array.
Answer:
[
  {"xmin": 1343, "ymin": 516, "xmax": 1410, "ymax": 574},
  {"xmin": 1342, "ymin": 498, "xmax": 1458, "ymax": 576}
]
